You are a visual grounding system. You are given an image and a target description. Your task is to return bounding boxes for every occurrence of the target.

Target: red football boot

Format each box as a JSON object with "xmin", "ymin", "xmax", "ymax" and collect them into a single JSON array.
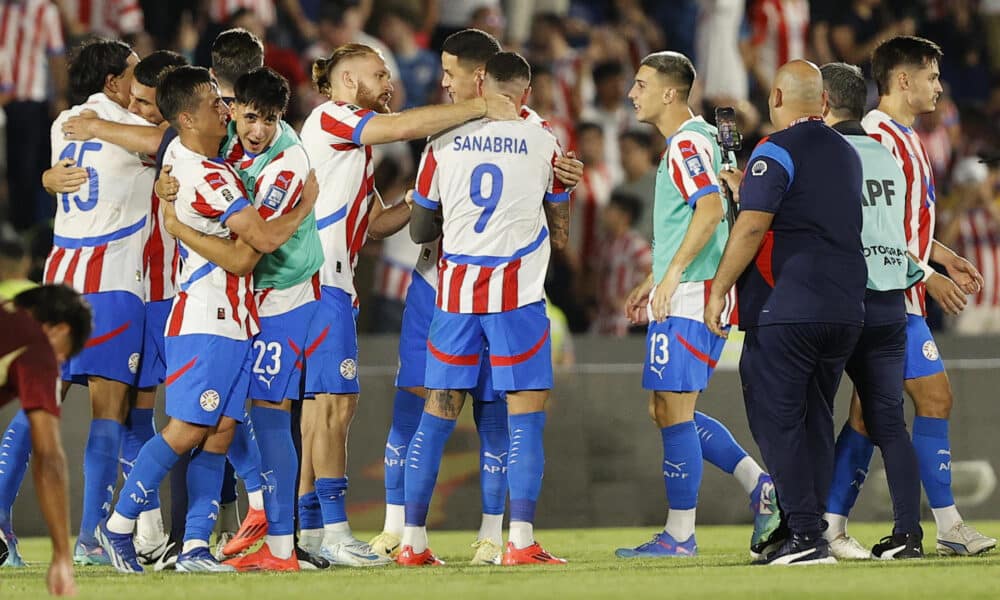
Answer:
[
  {"xmin": 221, "ymin": 507, "xmax": 268, "ymax": 557},
  {"xmin": 501, "ymin": 541, "xmax": 567, "ymax": 565},
  {"xmin": 395, "ymin": 545, "xmax": 445, "ymax": 566},
  {"xmin": 224, "ymin": 543, "xmax": 300, "ymax": 572}
]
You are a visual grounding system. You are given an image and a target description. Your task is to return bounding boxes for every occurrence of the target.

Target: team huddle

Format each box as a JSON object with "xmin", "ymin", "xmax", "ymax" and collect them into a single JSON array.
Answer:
[{"xmin": 0, "ymin": 21, "xmax": 995, "ymax": 586}]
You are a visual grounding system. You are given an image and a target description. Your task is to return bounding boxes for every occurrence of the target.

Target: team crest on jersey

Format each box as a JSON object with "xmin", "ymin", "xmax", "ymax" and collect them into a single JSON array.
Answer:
[
  {"xmin": 205, "ymin": 172, "xmax": 227, "ymax": 190},
  {"xmin": 922, "ymin": 340, "xmax": 939, "ymax": 361},
  {"xmin": 262, "ymin": 185, "xmax": 286, "ymax": 210},
  {"xmin": 684, "ymin": 155, "xmax": 706, "ymax": 178},
  {"xmin": 200, "ymin": 389, "xmax": 221, "ymax": 412},
  {"xmin": 751, "ymin": 160, "xmax": 768, "ymax": 176},
  {"xmin": 128, "ymin": 353, "xmax": 140, "ymax": 374},
  {"xmin": 339, "ymin": 358, "xmax": 357, "ymax": 380}
]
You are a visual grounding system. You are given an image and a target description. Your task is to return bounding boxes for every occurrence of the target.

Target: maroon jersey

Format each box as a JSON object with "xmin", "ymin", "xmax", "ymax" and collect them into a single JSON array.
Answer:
[{"xmin": 0, "ymin": 301, "xmax": 60, "ymax": 416}]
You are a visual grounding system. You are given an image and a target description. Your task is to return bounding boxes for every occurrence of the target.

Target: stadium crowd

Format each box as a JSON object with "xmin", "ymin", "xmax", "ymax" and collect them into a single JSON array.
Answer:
[{"xmin": 0, "ymin": 0, "xmax": 999, "ymax": 596}]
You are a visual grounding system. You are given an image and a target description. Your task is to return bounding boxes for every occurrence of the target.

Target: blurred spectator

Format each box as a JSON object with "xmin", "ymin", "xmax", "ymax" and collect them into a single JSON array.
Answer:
[
  {"xmin": 570, "ymin": 122, "xmax": 613, "ymax": 277},
  {"xmin": 529, "ymin": 12, "xmax": 583, "ymax": 119},
  {"xmin": 747, "ymin": 0, "xmax": 810, "ymax": 93},
  {"xmin": 831, "ymin": 0, "xmax": 915, "ymax": 69},
  {"xmin": 916, "ymin": 93, "xmax": 961, "ymax": 189},
  {"xmin": 527, "ymin": 63, "xmax": 575, "ymax": 150},
  {"xmin": 922, "ymin": 0, "xmax": 992, "ymax": 105},
  {"xmin": 208, "ymin": 0, "xmax": 276, "ymax": 28},
  {"xmin": 613, "ymin": 130, "xmax": 657, "ymax": 243},
  {"xmin": 0, "ymin": 238, "xmax": 34, "ymax": 298},
  {"xmin": 56, "ymin": 0, "xmax": 144, "ymax": 40},
  {"xmin": 431, "ymin": 0, "xmax": 500, "ymax": 49},
  {"xmin": 0, "ymin": 0, "xmax": 67, "ymax": 232},
  {"xmin": 580, "ymin": 60, "xmax": 632, "ymax": 185},
  {"xmin": 939, "ymin": 158, "xmax": 1000, "ymax": 334},
  {"xmin": 379, "ymin": 3, "xmax": 440, "ymax": 110},
  {"xmin": 809, "ymin": 0, "xmax": 838, "ymax": 65},
  {"xmin": 468, "ymin": 4, "xmax": 506, "ymax": 43},
  {"xmin": 369, "ymin": 158, "xmax": 417, "ymax": 333},
  {"xmin": 592, "ymin": 191, "xmax": 651, "ymax": 337},
  {"xmin": 694, "ymin": 0, "xmax": 749, "ymax": 108}
]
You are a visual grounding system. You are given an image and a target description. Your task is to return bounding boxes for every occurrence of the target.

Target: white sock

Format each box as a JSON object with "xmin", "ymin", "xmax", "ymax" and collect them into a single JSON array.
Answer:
[
  {"xmin": 247, "ymin": 489, "xmax": 264, "ymax": 511},
  {"xmin": 384, "ymin": 504, "xmax": 404, "ymax": 536},
  {"xmin": 664, "ymin": 508, "xmax": 696, "ymax": 542},
  {"xmin": 401, "ymin": 525, "xmax": 428, "ymax": 553},
  {"xmin": 932, "ymin": 505, "xmax": 962, "ymax": 535},
  {"xmin": 322, "ymin": 521, "xmax": 352, "ymax": 545},
  {"xmin": 733, "ymin": 456, "xmax": 765, "ymax": 496},
  {"xmin": 299, "ymin": 528, "xmax": 324, "ymax": 552},
  {"xmin": 182, "ymin": 539, "xmax": 209, "ymax": 554},
  {"xmin": 217, "ymin": 501, "xmax": 239, "ymax": 533},
  {"xmin": 478, "ymin": 513, "xmax": 504, "ymax": 545},
  {"xmin": 824, "ymin": 513, "xmax": 848, "ymax": 541},
  {"xmin": 509, "ymin": 520, "xmax": 534, "ymax": 549},
  {"xmin": 136, "ymin": 508, "xmax": 164, "ymax": 540},
  {"xmin": 267, "ymin": 534, "xmax": 294, "ymax": 559},
  {"xmin": 106, "ymin": 511, "xmax": 136, "ymax": 535}
]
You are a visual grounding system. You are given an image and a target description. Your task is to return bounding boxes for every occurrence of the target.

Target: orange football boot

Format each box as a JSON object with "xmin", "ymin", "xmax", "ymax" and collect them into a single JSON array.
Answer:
[
  {"xmin": 221, "ymin": 507, "xmax": 268, "ymax": 557},
  {"xmin": 395, "ymin": 545, "xmax": 445, "ymax": 566},
  {"xmin": 224, "ymin": 543, "xmax": 300, "ymax": 572},
  {"xmin": 501, "ymin": 542, "xmax": 567, "ymax": 565}
]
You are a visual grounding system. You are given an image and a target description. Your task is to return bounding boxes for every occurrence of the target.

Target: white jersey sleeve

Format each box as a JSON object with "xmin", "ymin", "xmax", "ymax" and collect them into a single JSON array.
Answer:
[
  {"xmin": 252, "ymin": 144, "xmax": 310, "ymax": 221},
  {"xmin": 665, "ymin": 130, "xmax": 721, "ymax": 207}
]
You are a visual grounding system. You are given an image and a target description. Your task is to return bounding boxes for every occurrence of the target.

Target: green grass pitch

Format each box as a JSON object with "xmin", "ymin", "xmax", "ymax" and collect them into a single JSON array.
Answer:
[{"xmin": 2, "ymin": 523, "xmax": 998, "ymax": 599}]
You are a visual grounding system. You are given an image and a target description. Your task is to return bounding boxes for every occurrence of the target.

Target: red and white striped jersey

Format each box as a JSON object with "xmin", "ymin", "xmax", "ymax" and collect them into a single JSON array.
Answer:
[
  {"xmin": 144, "ymin": 192, "xmax": 178, "ymax": 302},
  {"xmin": 45, "ymin": 94, "xmax": 154, "ymax": 300},
  {"xmin": 208, "ymin": 0, "xmax": 275, "ymax": 26},
  {"xmin": 594, "ymin": 229, "xmax": 651, "ymax": 336},
  {"xmin": 161, "ymin": 138, "xmax": 259, "ymax": 340},
  {"xmin": 0, "ymin": 0, "xmax": 64, "ymax": 102},
  {"xmin": 300, "ymin": 101, "xmax": 376, "ymax": 301},
  {"xmin": 373, "ymin": 228, "xmax": 421, "ymax": 302},
  {"xmin": 60, "ymin": 0, "xmax": 144, "ymax": 37},
  {"xmin": 750, "ymin": 0, "xmax": 810, "ymax": 85},
  {"xmin": 955, "ymin": 207, "xmax": 1000, "ymax": 309},
  {"xmin": 414, "ymin": 118, "xmax": 567, "ymax": 313},
  {"xmin": 863, "ymin": 109, "xmax": 937, "ymax": 316},
  {"xmin": 571, "ymin": 164, "xmax": 614, "ymax": 267}
]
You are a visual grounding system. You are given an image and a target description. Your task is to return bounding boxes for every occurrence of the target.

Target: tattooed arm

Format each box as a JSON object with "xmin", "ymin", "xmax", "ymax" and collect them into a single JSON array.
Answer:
[{"xmin": 544, "ymin": 200, "xmax": 570, "ymax": 251}]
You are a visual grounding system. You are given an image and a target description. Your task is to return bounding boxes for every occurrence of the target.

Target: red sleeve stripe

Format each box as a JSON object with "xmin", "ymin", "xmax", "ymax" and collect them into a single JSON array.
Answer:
[
  {"xmin": 550, "ymin": 151, "xmax": 567, "ymax": 194},
  {"xmin": 670, "ymin": 160, "xmax": 690, "ymax": 200},
  {"xmin": 192, "ymin": 190, "xmax": 224, "ymax": 218},
  {"xmin": 677, "ymin": 139, "xmax": 713, "ymax": 190},
  {"xmin": 416, "ymin": 147, "xmax": 437, "ymax": 197},
  {"xmin": 321, "ymin": 111, "xmax": 358, "ymax": 144}
]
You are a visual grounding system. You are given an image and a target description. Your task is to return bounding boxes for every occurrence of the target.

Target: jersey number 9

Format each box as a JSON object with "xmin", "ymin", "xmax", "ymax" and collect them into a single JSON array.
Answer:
[
  {"xmin": 470, "ymin": 162, "xmax": 504, "ymax": 233},
  {"xmin": 57, "ymin": 141, "xmax": 103, "ymax": 213}
]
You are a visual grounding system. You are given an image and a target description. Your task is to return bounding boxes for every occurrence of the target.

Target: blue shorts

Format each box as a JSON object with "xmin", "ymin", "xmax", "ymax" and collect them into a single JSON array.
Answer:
[
  {"xmin": 642, "ymin": 317, "xmax": 726, "ymax": 392},
  {"xmin": 903, "ymin": 314, "xmax": 945, "ymax": 380},
  {"xmin": 164, "ymin": 334, "xmax": 251, "ymax": 426},
  {"xmin": 304, "ymin": 286, "xmax": 360, "ymax": 396},
  {"xmin": 396, "ymin": 275, "xmax": 502, "ymax": 402},
  {"xmin": 137, "ymin": 299, "xmax": 172, "ymax": 388},
  {"xmin": 425, "ymin": 301, "xmax": 551, "ymax": 393},
  {"xmin": 62, "ymin": 290, "xmax": 144, "ymax": 386},
  {"xmin": 249, "ymin": 300, "xmax": 321, "ymax": 402}
]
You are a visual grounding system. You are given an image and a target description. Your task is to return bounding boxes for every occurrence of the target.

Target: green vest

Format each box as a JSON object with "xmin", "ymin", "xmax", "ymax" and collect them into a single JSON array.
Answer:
[
  {"xmin": 0, "ymin": 279, "xmax": 37, "ymax": 300},
  {"xmin": 845, "ymin": 134, "xmax": 922, "ymax": 291},
  {"xmin": 652, "ymin": 117, "xmax": 729, "ymax": 283},
  {"xmin": 223, "ymin": 120, "xmax": 323, "ymax": 291}
]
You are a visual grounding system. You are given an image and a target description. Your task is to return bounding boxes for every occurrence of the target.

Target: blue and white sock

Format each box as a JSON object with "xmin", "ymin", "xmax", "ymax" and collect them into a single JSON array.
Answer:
[
  {"xmin": 121, "ymin": 408, "xmax": 157, "ymax": 504},
  {"xmin": 384, "ymin": 390, "xmax": 424, "ymax": 506},
  {"xmin": 184, "ymin": 449, "xmax": 226, "ymax": 546},
  {"xmin": 110, "ymin": 434, "xmax": 181, "ymax": 532},
  {"xmin": 694, "ymin": 411, "xmax": 748, "ymax": 473},
  {"xmin": 825, "ymin": 423, "xmax": 874, "ymax": 537},
  {"xmin": 912, "ymin": 416, "xmax": 962, "ymax": 532},
  {"xmin": 227, "ymin": 418, "xmax": 264, "ymax": 511},
  {"xmin": 401, "ymin": 413, "xmax": 456, "ymax": 553},
  {"xmin": 508, "ymin": 411, "xmax": 546, "ymax": 549},
  {"xmin": 298, "ymin": 491, "xmax": 323, "ymax": 530},
  {"xmin": 474, "ymin": 399, "xmax": 509, "ymax": 518},
  {"xmin": 251, "ymin": 405, "xmax": 296, "ymax": 537},
  {"xmin": 661, "ymin": 420, "xmax": 702, "ymax": 542},
  {"xmin": 79, "ymin": 418, "xmax": 125, "ymax": 545},
  {"xmin": 0, "ymin": 411, "xmax": 32, "ymax": 530},
  {"xmin": 316, "ymin": 477, "xmax": 351, "ymax": 544}
]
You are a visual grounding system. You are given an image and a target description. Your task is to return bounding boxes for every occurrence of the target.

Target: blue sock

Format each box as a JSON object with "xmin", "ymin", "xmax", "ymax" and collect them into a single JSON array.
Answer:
[
  {"xmin": 184, "ymin": 449, "xmax": 226, "ymax": 544},
  {"xmin": 385, "ymin": 390, "xmax": 424, "ymax": 505},
  {"xmin": 403, "ymin": 413, "xmax": 456, "ymax": 526},
  {"xmin": 693, "ymin": 411, "xmax": 748, "ymax": 474},
  {"xmin": 508, "ymin": 411, "xmax": 546, "ymax": 524},
  {"xmin": 912, "ymin": 416, "xmax": 954, "ymax": 508},
  {"xmin": 79, "ymin": 418, "xmax": 125, "ymax": 544},
  {"xmin": 115, "ymin": 434, "xmax": 180, "ymax": 521},
  {"xmin": 298, "ymin": 491, "xmax": 323, "ymax": 530},
  {"xmin": 227, "ymin": 417, "xmax": 263, "ymax": 494},
  {"xmin": 315, "ymin": 477, "xmax": 349, "ymax": 525},
  {"xmin": 221, "ymin": 461, "xmax": 237, "ymax": 504},
  {"xmin": 661, "ymin": 420, "xmax": 703, "ymax": 510},
  {"xmin": 0, "ymin": 411, "xmax": 33, "ymax": 525},
  {"xmin": 826, "ymin": 423, "xmax": 875, "ymax": 516},
  {"xmin": 251, "ymin": 405, "xmax": 297, "ymax": 535},
  {"xmin": 121, "ymin": 408, "xmax": 157, "ymax": 508},
  {"xmin": 474, "ymin": 400, "xmax": 509, "ymax": 516}
]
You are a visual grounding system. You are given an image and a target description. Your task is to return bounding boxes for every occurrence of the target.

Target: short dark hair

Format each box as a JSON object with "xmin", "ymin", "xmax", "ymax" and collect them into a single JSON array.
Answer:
[
  {"xmin": 68, "ymin": 38, "xmax": 133, "ymax": 104},
  {"xmin": 318, "ymin": 0, "xmax": 360, "ymax": 25},
  {"xmin": 442, "ymin": 29, "xmax": 501, "ymax": 67},
  {"xmin": 609, "ymin": 191, "xmax": 642, "ymax": 226},
  {"xmin": 577, "ymin": 121, "xmax": 603, "ymax": 138},
  {"xmin": 485, "ymin": 52, "xmax": 530, "ymax": 84},
  {"xmin": 211, "ymin": 28, "xmax": 264, "ymax": 88},
  {"xmin": 821, "ymin": 62, "xmax": 866, "ymax": 121},
  {"xmin": 0, "ymin": 238, "xmax": 27, "ymax": 262},
  {"xmin": 871, "ymin": 36, "xmax": 943, "ymax": 97},
  {"xmin": 640, "ymin": 51, "xmax": 696, "ymax": 99},
  {"xmin": 13, "ymin": 284, "xmax": 93, "ymax": 358},
  {"xmin": 234, "ymin": 67, "xmax": 290, "ymax": 117},
  {"xmin": 134, "ymin": 50, "xmax": 188, "ymax": 88},
  {"xmin": 593, "ymin": 60, "xmax": 624, "ymax": 85},
  {"xmin": 620, "ymin": 129, "xmax": 652, "ymax": 150},
  {"xmin": 157, "ymin": 66, "xmax": 214, "ymax": 128}
]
